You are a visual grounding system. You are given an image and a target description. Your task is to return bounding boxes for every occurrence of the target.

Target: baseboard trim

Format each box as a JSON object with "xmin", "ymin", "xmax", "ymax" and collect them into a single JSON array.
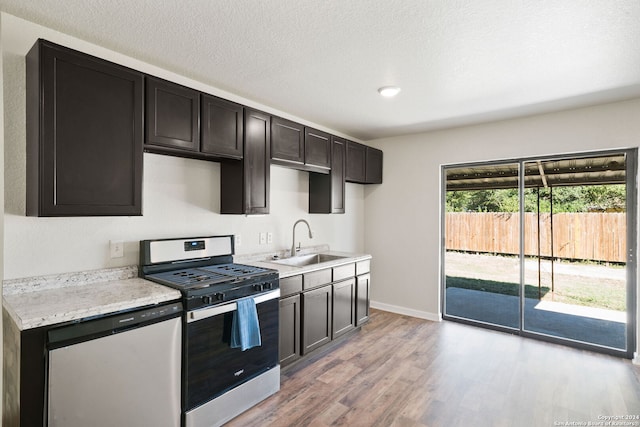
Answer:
[
  {"xmin": 633, "ymin": 352, "xmax": 640, "ymax": 365},
  {"xmin": 370, "ymin": 300, "xmax": 441, "ymax": 322}
]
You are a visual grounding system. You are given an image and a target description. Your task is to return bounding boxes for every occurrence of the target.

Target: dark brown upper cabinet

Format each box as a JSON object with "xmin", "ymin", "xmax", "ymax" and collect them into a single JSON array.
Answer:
[
  {"xmin": 365, "ymin": 146, "xmax": 383, "ymax": 184},
  {"xmin": 221, "ymin": 108, "xmax": 270, "ymax": 214},
  {"xmin": 145, "ymin": 76, "xmax": 200, "ymax": 152},
  {"xmin": 345, "ymin": 141, "xmax": 366, "ymax": 183},
  {"xmin": 346, "ymin": 141, "xmax": 383, "ymax": 184},
  {"xmin": 26, "ymin": 39, "xmax": 144, "ymax": 217},
  {"xmin": 271, "ymin": 116, "xmax": 304, "ymax": 165},
  {"xmin": 304, "ymin": 127, "xmax": 331, "ymax": 171},
  {"xmin": 309, "ymin": 137, "xmax": 345, "ymax": 214},
  {"xmin": 271, "ymin": 119, "xmax": 331, "ymax": 174},
  {"xmin": 201, "ymin": 94, "xmax": 244, "ymax": 159}
]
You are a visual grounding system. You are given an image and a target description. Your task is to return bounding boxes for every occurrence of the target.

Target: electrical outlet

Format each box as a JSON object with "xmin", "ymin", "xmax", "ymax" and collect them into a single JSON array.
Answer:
[
  {"xmin": 110, "ymin": 240, "xmax": 124, "ymax": 258},
  {"xmin": 267, "ymin": 232, "xmax": 273, "ymax": 244},
  {"xmin": 235, "ymin": 234, "xmax": 242, "ymax": 247},
  {"xmin": 259, "ymin": 232, "xmax": 267, "ymax": 245}
]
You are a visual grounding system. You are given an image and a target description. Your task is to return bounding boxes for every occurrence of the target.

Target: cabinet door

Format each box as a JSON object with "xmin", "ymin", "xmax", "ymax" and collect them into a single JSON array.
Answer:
[
  {"xmin": 356, "ymin": 274, "xmax": 371, "ymax": 326},
  {"xmin": 279, "ymin": 295, "xmax": 301, "ymax": 367},
  {"xmin": 244, "ymin": 109, "xmax": 270, "ymax": 214},
  {"xmin": 331, "ymin": 138, "xmax": 346, "ymax": 213},
  {"xmin": 271, "ymin": 117, "xmax": 304, "ymax": 164},
  {"xmin": 309, "ymin": 137, "xmax": 345, "ymax": 214},
  {"xmin": 332, "ymin": 278, "xmax": 356, "ymax": 339},
  {"xmin": 201, "ymin": 94, "xmax": 243, "ymax": 159},
  {"xmin": 302, "ymin": 284, "xmax": 332, "ymax": 354},
  {"xmin": 26, "ymin": 40, "xmax": 143, "ymax": 216},
  {"xmin": 345, "ymin": 141, "xmax": 366, "ymax": 183},
  {"xmin": 220, "ymin": 108, "xmax": 270, "ymax": 214},
  {"xmin": 146, "ymin": 76, "xmax": 200, "ymax": 152},
  {"xmin": 304, "ymin": 128, "xmax": 331, "ymax": 170},
  {"xmin": 365, "ymin": 147, "xmax": 383, "ymax": 184}
]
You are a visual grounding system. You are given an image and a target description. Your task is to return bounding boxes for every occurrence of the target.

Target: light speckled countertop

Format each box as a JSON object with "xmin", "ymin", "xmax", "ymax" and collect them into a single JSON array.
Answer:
[
  {"xmin": 236, "ymin": 246, "xmax": 372, "ymax": 278},
  {"xmin": 3, "ymin": 247, "xmax": 370, "ymax": 330},
  {"xmin": 3, "ymin": 266, "xmax": 181, "ymax": 331}
]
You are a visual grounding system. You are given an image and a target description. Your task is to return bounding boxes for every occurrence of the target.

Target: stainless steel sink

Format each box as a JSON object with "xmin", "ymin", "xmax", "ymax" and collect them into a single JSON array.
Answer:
[{"xmin": 269, "ymin": 253, "xmax": 347, "ymax": 267}]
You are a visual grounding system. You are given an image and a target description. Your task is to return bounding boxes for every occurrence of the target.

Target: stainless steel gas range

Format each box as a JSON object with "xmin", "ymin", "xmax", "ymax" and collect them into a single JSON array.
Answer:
[{"xmin": 140, "ymin": 235, "xmax": 280, "ymax": 427}]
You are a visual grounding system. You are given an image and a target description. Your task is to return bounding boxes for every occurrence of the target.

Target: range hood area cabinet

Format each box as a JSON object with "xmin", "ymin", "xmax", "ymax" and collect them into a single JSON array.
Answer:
[
  {"xmin": 145, "ymin": 76, "xmax": 200, "ymax": 153},
  {"xmin": 26, "ymin": 39, "xmax": 144, "ymax": 217},
  {"xmin": 220, "ymin": 108, "xmax": 270, "ymax": 214},
  {"xmin": 271, "ymin": 117, "xmax": 332, "ymax": 174},
  {"xmin": 145, "ymin": 76, "xmax": 244, "ymax": 161}
]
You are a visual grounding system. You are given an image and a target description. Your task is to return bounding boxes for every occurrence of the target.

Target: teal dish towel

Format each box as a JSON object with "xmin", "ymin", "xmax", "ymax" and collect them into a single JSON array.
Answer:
[{"xmin": 230, "ymin": 297, "xmax": 262, "ymax": 351}]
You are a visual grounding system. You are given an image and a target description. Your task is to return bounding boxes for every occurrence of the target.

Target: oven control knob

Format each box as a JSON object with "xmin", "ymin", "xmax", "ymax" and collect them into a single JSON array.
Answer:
[
  {"xmin": 264, "ymin": 282, "xmax": 273, "ymax": 290},
  {"xmin": 214, "ymin": 293, "xmax": 225, "ymax": 301},
  {"xmin": 253, "ymin": 283, "xmax": 264, "ymax": 292},
  {"xmin": 202, "ymin": 295, "xmax": 212, "ymax": 304}
]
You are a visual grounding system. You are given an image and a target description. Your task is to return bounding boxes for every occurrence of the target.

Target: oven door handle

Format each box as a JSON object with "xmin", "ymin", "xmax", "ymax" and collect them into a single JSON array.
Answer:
[{"xmin": 187, "ymin": 289, "xmax": 280, "ymax": 323}]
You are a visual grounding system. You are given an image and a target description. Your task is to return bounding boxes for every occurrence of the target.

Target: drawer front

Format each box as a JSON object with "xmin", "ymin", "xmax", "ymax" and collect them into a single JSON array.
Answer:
[
  {"xmin": 333, "ymin": 263, "xmax": 355, "ymax": 282},
  {"xmin": 280, "ymin": 275, "xmax": 303, "ymax": 297},
  {"xmin": 303, "ymin": 269, "xmax": 332, "ymax": 290},
  {"xmin": 356, "ymin": 260, "xmax": 370, "ymax": 276}
]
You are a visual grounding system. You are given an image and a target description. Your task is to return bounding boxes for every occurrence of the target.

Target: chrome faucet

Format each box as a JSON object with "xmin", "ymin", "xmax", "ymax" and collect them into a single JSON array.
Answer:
[{"xmin": 291, "ymin": 219, "xmax": 313, "ymax": 257}]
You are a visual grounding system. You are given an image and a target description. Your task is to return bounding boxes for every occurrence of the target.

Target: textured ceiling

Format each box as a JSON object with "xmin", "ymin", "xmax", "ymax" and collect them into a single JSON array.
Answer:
[{"xmin": 1, "ymin": 1, "xmax": 639, "ymax": 141}]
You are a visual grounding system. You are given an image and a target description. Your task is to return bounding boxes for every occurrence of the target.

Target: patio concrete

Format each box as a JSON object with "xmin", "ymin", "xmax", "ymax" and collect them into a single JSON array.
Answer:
[{"xmin": 445, "ymin": 287, "xmax": 627, "ymax": 350}]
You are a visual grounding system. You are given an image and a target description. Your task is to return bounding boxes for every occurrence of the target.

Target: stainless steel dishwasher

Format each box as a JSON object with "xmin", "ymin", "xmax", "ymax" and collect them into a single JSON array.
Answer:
[{"xmin": 46, "ymin": 301, "xmax": 182, "ymax": 427}]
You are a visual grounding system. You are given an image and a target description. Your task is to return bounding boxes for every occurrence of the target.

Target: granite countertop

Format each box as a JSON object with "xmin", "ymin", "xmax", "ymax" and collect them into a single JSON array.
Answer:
[
  {"xmin": 3, "ymin": 247, "xmax": 370, "ymax": 330},
  {"xmin": 3, "ymin": 266, "xmax": 181, "ymax": 331},
  {"xmin": 236, "ymin": 245, "xmax": 372, "ymax": 278}
]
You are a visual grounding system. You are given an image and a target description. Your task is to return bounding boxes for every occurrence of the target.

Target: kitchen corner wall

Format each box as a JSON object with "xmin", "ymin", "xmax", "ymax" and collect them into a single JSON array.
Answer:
[
  {"xmin": 1, "ymin": 13, "xmax": 365, "ymax": 280},
  {"xmin": 364, "ymin": 97, "xmax": 640, "ymax": 357}
]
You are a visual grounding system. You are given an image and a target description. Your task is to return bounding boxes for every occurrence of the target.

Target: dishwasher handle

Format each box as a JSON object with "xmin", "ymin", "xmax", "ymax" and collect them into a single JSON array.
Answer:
[{"xmin": 48, "ymin": 301, "xmax": 183, "ymax": 348}]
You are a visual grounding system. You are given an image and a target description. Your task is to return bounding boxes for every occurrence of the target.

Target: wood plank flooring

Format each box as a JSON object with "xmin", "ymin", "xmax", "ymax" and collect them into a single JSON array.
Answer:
[{"xmin": 226, "ymin": 309, "xmax": 640, "ymax": 427}]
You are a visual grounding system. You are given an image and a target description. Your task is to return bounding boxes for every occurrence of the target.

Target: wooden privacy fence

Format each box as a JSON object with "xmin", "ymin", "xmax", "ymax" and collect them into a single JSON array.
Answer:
[{"xmin": 445, "ymin": 212, "xmax": 626, "ymax": 263}]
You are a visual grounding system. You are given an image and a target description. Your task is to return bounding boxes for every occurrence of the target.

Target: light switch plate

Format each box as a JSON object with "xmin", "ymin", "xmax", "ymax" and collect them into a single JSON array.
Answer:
[
  {"xmin": 110, "ymin": 240, "xmax": 124, "ymax": 258},
  {"xmin": 259, "ymin": 232, "xmax": 267, "ymax": 245},
  {"xmin": 267, "ymin": 232, "xmax": 273, "ymax": 244}
]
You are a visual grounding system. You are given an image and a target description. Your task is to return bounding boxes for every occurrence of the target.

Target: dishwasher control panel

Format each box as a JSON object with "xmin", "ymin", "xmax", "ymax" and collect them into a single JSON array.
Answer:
[
  {"xmin": 118, "ymin": 303, "xmax": 182, "ymax": 326},
  {"xmin": 47, "ymin": 301, "xmax": 183, "ymax": 349}
]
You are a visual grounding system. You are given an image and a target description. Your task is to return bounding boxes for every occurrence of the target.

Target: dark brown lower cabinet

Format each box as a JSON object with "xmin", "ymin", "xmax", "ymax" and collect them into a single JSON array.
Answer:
[
  {"xmin": 332, "ymin": 278, "xmax": 356, "ymax": 338},
  {"xmin": 279, "ymin": 262, "xmax": 370, "ymax": 367},
  {"xmin": 279, "ymin": 295, "xmax": 301, "ymax": 367},
  {"xmin": 301, "ymin": 284, "xmax": 333, "ymax": 355},
  {"xmin": 3, "ymin": 308, "xmax": 48, "ymax": 427},
  {"xmin": 356, "ymin": 274, "xmax": 371, "ymax": 326}
]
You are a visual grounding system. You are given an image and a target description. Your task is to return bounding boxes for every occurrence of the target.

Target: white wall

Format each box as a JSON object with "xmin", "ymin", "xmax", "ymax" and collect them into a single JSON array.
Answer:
[
  {"xmin": 1, "ymin": 13, "xmax": 365, "ymax": 280},
  {"xmin": 365, "ymin": 97, "xmax": 640, "ymax": 356}
]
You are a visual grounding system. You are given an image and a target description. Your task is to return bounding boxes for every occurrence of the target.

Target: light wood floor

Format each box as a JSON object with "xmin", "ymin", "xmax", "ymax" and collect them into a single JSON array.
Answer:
[{"xmin": 226, "ymin": 309, "xmax": 640, "ymax": 427}]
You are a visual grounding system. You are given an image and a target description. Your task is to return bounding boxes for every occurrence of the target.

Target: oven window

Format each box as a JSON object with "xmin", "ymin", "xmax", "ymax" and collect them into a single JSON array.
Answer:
[{"xmin": 185, "ymin": 299, "xmax": 279, "ymax": 410}]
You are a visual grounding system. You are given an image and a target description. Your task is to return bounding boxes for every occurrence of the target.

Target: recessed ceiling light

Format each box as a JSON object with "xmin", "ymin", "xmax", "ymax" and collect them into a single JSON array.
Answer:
[{"xmin": 378, "ymin": 86, "xmax": 401, "ymax": 98}]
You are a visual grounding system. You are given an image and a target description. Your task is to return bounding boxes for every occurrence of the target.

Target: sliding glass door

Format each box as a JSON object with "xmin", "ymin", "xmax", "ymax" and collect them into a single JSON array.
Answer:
[
  {"xmin": 521, "ymin": 155, "xmax": 632, "ymax": 350},
  {"xmin": 442, "ymin": 150, "xmax": 636, "ymax": 358},
  {"xmin": 443, "ymin": 162, "xmax": 521, "ymax": 329}
]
